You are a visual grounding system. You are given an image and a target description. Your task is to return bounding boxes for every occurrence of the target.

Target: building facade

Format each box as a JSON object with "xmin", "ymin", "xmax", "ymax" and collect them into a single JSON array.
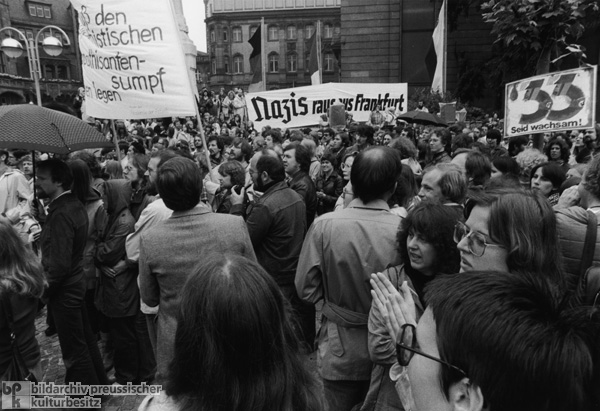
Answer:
[
  {"xmin": 0, "ymin": 0, "xmax": 81, "ymax": 105},
  {"xmin": 204, "ymin": 0, "xmax": 341, "ymax": 92}
]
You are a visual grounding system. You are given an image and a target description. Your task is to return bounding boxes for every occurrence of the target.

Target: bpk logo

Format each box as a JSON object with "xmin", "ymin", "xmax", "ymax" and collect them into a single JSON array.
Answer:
[{"xmin": 1, "ymin": 381, "xmax": 32, "ymax": 409}]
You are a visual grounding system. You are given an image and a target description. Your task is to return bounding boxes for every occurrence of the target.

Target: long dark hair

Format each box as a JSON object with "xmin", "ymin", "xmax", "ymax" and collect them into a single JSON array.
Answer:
[
  {"xmin": 68, "ymin": 159, "xmax": 94, "ymax": 204},
  {"xmin": 165, "ymin": 254, "xmax": 321, "ymax": 411}
]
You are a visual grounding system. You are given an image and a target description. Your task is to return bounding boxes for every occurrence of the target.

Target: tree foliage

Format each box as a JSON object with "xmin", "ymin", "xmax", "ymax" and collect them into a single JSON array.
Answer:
[{"xmin": 481, "ymin": 0, "xmax": 599, "ymax": 75}]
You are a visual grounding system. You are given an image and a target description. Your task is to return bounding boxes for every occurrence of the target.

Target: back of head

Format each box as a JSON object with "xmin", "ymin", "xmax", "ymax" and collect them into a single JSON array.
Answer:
[
  {"xmin": 431, "ymin": 163, "xmax": 467, "ymax": 204},
  {"xmin": 150, "ymin": 149, "xmax": 180, "ymax": 169},
  {"xmin": 166, "ymin": 254, "xmax": 319, "ymax": 411},
  {"xmin": 492, "ymin": 156, "xmax": 520, "ymax": 177},
  {"xmin": 105, "ymin": 160, "xmax": 123, "ymax": 179},
  {"xmin": 465, "ymin": 151, "xmax": 492, "ymax": 187},
  {"xmin": 37, "ymin": 158, "xmax": 72, "ymax": 190},
  {"xmin": 389, "ymin": 135, "xmax": 418, "ymax": 159},
  {"xmin": 68, "ymin": 159, "xmax": 94, "ymax": 204},
  {"xmin": 300, "ymin": 138, "xmax": 317, "ymax": 157},
  {"xmin": 466, "ymin": 188, "xmax": 563, "ymax": 285},
  {"xmin": 582, "ymin": 154, "xmax": 600, "ymax": 200},
  {"xmin": 452, "ymin": 132, "xmax": 474, "ymax": 151},
  {"xmin": 156, "ymin": 157, "xmax": 202, "ymax": 211},
  {"xmin": 70, "ymin": 151, "xmax": 102, "ymax": 178},
  {"xmin": 351, "ymin": 146, "xmax": 402, "ymax": 203},
  {"xmin": 389, "ymin": 164, "xmax": 417, "ymax": 208},
  {"xmin": 256, "ymin": 154, "xmax": 286, "ymax": 183},
  {"xmin": 289, "ymin": 130, "xmax": 305, "ymax": 142},
  {"xmin": 425, "ymin": 270, "xmax": 599, "ymax": 411}
]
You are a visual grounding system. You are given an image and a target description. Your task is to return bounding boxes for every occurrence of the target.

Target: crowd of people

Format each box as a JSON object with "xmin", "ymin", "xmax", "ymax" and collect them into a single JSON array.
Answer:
[{"xmin": 0, "ymin": 96, "xmax": 599, "ymax": 411}]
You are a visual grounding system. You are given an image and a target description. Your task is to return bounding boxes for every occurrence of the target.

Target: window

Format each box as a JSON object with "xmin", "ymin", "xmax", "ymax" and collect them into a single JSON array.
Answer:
[
  {"xmin": 44, "ymin": 6, "xmax": 51, "ymax": 18},
  {"xmin": 211, "ymin": 59, "xmax": 216, "ymax": 74},
  {"xmin": 26, "ymin": 30, "xmax": 34, "ymax": 41},
  {"xmin": 44, "ymin": 64, "xmax": 54, "ymax": 79},
  {"xmin": 286, "ymin": 25, "xmax": 297, "ymax": 40},
  {"xmin": 250, "ymin": 25, "xmax": 258, "ymax": 37},
  {"xmin": 223, "ymin": 29, "xmax": 228, "ymax": 42},
  {"xmin": 287, "ymin": 53, "xmax": 297, "ymax": 73},
  {"xmin": 232, "ymin": 27, "xmax": 242, "ymax": 42},
  {"xmin": 305, "ymin": 24, "xmax": 314, "ymax": 39},
  {"xmin": 233, "ymin": 55, "xmax": 243, "ymax": 74},
  {"xmin": 268, "ymin": 25, "xmax": 278, "ymax": 41},
  {"xmin": 324, "ymin": 53, "xmax": 335, "ymax": 72},
  {"xmin": 57, "ymin": 65, "xmax": 67, "ymax": 80},
  {"xmin": 36, "ymin": 6, "xmax": 43, "ymax": 17},
  {"xmin": 268, "ymin": 53, "xmax": 279, "ymax": 72},
  {"xmin": 28, "ymin": 5, "xmax": 36, "ymax": 16},
  {"xmin": 210, "ymin": 30, "xmax": 215, "ymax": 43},
  {"xmin": 323, "ymin": 24, "xmax": 333, "ymax": 39},
  {"xmin": 224, "ymin": 56, "xmax": 230, "ymax": 73}
]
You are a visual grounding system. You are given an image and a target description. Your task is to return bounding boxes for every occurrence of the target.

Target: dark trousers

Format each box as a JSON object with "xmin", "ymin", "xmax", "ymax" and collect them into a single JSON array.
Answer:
[
  {"xmin": 280, "ymin": 285, "xmax": 316, "ymax": 350},
  {"xmin": 323, "ymin": 379, "xmax": 370, "ymax": 411},
  {"xmin": 49, "ymin": 274, "xmax": 108, "ymax": 385},
  {"xmin": 109, "ymin": 310, "xmax": 156, "ymax": 384}
]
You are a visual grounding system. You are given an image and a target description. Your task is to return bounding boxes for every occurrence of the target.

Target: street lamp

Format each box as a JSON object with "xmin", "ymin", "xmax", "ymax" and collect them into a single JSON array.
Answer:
[{"xmin": 0, "ymin": 25, "xmax": 71, "ymax": 106}]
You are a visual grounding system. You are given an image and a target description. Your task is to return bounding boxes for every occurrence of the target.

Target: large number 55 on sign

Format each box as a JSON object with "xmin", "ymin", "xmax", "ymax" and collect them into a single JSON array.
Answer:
[{"xmin": 504, "ymin": 66, "xmax": 597, "ymax": 137}]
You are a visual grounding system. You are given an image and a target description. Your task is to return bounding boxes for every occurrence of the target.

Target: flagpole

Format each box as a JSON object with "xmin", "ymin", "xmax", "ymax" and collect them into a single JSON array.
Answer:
[
  {"xmin": 442, "ymin": 0, "xmax": 447, "ymax": 93},
  {"xmin": 317, "ymin": 20, "xmax": 322, "ymax": 84},
  {"xmin": 110, "ymin": 120, "xmax": 121, "ymax": 162},
  {"xmin": 261, "ymin": 17, "xmax": 266, "ymax": 91}
]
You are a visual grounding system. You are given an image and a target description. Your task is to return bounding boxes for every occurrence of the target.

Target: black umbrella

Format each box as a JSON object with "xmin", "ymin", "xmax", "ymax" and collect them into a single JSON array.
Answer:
[
  {"xmin": 0, "ymin": 104, "xmax": 113, "ymax": 154},
  {"xmin": 397, "ymin": 110, "xmax": 447, "ymax": 126}
]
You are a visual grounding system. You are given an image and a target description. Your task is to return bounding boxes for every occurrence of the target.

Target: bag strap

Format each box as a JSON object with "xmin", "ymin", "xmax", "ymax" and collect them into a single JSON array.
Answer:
[{"xmin": 579, "ymin": 210, "xmax": 598, "ymax": 277}]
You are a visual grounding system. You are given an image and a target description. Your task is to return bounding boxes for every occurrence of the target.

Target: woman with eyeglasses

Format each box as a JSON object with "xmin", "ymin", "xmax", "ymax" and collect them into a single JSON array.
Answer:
[
  {"xmin": 361, "ymin": 202, "xmax": 462, "ymax": 411},
  {"xmin": 454, "ymin": 188, "xmax": 565, "ymax": 286}
]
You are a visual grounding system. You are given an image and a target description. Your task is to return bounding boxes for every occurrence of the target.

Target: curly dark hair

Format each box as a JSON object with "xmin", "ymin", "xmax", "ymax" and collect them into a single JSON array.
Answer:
[
  {"xmin": 544, "ymin": 137, "xmax": 570, "ymax": 164},
  {"xmin": 397, "ymin": 202, "xmax": 462, "ymax": 277}
]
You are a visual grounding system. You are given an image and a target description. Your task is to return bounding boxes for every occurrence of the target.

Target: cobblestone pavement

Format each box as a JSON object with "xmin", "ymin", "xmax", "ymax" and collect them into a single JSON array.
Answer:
[{"xmin": 34, "ymin": 306, "xmax": 320, "ymax": 411}]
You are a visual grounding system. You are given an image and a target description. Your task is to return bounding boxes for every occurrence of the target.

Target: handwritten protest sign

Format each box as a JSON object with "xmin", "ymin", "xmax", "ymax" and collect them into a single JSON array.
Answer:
[
  {"xmin": 246, "ymin": 83, "xmax": 408, "ymax": 129},
  {"xmin": 504, "ymin": 66, "xmax": 597, "ymax": 137},
  {"xmin": 70, "ymin": 0, "xmax": 196, "ymax": 119}
]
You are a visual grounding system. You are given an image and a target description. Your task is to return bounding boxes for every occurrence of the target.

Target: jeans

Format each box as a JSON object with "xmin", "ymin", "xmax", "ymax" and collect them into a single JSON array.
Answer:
[
  {"xmin": 323, "ymin": 379, "xmax": 370, "ymax": 411},
  {"xmin": 49, "ymin": 273, "xmax": 107, "ymax": 385}
]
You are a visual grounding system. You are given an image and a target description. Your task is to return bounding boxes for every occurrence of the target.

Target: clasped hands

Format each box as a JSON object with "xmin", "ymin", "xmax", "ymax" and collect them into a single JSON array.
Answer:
[{"xmin": 370, "ymin": 272, "xmax": 417, "ymax": 346}]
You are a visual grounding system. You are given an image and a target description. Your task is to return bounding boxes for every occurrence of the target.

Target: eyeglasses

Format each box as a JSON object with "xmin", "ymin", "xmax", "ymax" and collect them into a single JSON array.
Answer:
[
  {"xmin": 396, "ymin": 324, "xmax": 467, "ymax": 377},
  {"xmin": 453, "ymin": 221, "xmax": 504, "ymax": 257}
]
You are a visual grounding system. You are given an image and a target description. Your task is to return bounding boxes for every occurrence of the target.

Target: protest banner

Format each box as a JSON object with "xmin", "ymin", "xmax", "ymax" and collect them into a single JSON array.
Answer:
[
  {"xmin": 70, "ymin": 0, "xmax": 197, "ymax": 119},
  {"xmin": 504, "ymin": 66, "xmax": 597, "ymax": 137},
  {"xmin": 245, "ymin": 83, "xmax": 408, "ymax": 130}
]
